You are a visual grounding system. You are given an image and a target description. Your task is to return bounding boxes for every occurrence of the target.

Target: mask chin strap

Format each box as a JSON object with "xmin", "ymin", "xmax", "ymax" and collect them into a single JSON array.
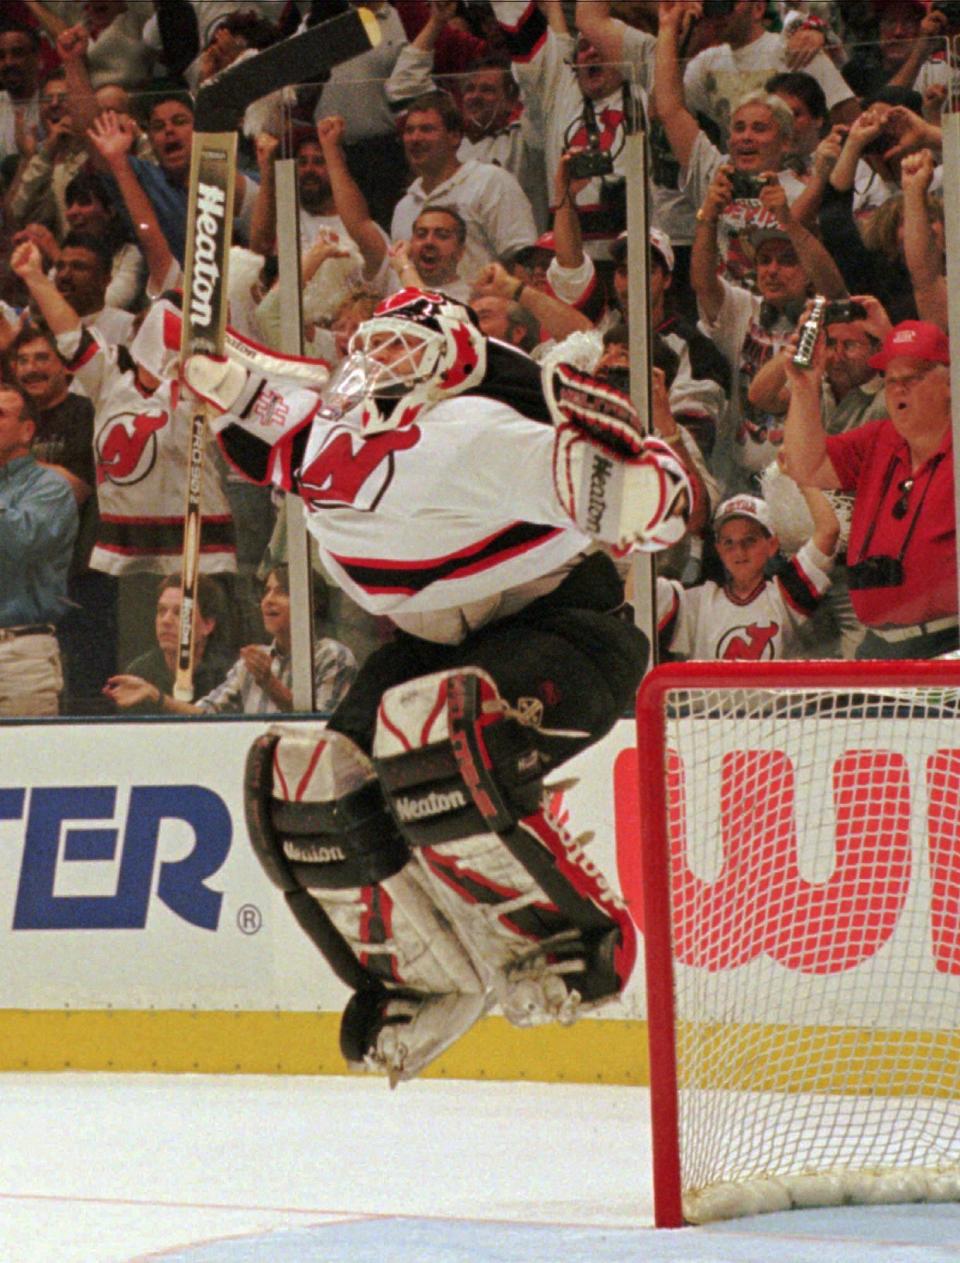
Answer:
[{"xmin": 361, "ymin": 393, "xmax": 402, "ymax": 433}]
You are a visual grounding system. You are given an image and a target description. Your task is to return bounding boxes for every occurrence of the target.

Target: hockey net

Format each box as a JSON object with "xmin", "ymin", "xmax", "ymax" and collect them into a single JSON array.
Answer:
[{"xmin": 635, "ymin": 661, "xmax": 960, "ymax": 1227}]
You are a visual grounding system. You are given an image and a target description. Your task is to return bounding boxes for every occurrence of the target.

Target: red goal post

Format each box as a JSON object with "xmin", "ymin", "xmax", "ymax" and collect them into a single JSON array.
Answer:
[{"xmin": 635, "ymin": 660, "xmax": 960, "ymax": 1228}]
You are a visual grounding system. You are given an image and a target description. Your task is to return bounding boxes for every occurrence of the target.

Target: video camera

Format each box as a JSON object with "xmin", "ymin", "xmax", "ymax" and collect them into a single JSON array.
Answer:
[{"xmin": 823, "ymin": 300, "xmax": 868, "ymax": 325}]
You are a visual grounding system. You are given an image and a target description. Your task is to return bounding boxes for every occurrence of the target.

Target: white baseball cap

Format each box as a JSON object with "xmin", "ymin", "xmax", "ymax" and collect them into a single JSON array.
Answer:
[
  {"xmin": 714, "ymin": 494, "xmax": 774, "ymax": 536},
  {"xmin": 610, "ymin": 228, "xmax": 675, "ymax": 273}
]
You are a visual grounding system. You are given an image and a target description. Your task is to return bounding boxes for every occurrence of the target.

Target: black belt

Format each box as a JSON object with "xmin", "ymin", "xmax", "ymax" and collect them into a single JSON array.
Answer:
[{"xmin": 0, "ymin": 623, "xmax": 55, "ymax": 643}]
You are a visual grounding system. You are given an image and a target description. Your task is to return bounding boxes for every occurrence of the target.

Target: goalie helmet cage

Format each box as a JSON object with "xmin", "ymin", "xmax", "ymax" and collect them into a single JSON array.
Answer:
[{"xmin": 635, "ymin": 659, "xmax": 960, "ymax": 1228}]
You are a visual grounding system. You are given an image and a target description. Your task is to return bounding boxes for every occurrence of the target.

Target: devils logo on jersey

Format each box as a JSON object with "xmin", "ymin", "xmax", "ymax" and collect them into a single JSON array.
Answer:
[
  {"xmin": 565, "ymin": 106, "xmax": 625, "ymax": 158},
  {"xmin": 96, "ymin": 410, "xmax": 168, "ymax": 485},
  {"xmin": 299, "ymin": 424, "xmax": 422, "ymax": 511},
  {"xmin": 717, "ymin": 622, "xmax": 779, "ymax": 660}
]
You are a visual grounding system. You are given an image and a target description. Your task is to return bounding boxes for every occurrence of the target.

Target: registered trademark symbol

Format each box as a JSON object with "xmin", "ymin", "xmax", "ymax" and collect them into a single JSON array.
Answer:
[{"xmin": 237, "ymin": 904, "xmax": 262, "ymax": 934}]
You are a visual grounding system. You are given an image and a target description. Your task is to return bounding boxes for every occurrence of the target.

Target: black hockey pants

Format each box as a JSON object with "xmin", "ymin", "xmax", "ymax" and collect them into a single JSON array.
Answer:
[{"xmin": 326, "ymin": 551, "xmax": 648, "ymax": 772}]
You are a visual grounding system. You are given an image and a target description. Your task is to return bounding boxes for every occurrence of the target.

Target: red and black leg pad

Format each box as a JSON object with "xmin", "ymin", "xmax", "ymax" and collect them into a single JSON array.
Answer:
[
  {"xmin": 373, "ymin": 669, "xmax": 637, "ymax": 1013},
  {"xmin": 244, "ymin": 726, "xmax": 492, "ymax": 1079},
  {"xmin": 372, "ymin": 669, "xmax": 544, "ymax": 849},
  {"xmin": 244, "ymin": 727, "xmax": 408, "ymax": 993}
]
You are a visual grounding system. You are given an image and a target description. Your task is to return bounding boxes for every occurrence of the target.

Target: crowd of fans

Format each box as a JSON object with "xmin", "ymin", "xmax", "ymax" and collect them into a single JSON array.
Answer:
[{"xmin": 0, "ymin": 0, "xmax": 957, "ymax": 718}]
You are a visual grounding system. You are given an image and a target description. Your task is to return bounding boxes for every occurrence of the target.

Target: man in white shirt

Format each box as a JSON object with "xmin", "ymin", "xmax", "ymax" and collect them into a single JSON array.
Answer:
[
  {"xmin": 384, "ymin": 4, "xmax": 547, "ymax": 228},
  {"xmin": 391, "ymin": 91, "xmax": 537, "ymax": 286}
]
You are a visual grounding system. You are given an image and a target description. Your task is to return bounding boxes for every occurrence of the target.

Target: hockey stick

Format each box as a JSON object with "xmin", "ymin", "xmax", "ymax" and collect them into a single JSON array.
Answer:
[
  {"xmin": 174, "ymin": 7, "xmax": 381, "ymax": 700},
  {"xmin": 623, "ymin": 76, "xmax": 658, "ymax": 675},
  {"xmin": 175, "ymin": 129, "xmax": 237, "ymax": 701}
]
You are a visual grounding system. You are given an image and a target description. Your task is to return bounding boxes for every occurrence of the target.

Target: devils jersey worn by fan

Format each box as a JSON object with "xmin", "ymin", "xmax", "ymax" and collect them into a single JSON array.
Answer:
[
  {"xmin": 656, "ymin": 538, "xmax": 832, "ymax": 661},
  {"xmin": 58, "ymin": 303, "xmax": 236, "ymax": 577}
]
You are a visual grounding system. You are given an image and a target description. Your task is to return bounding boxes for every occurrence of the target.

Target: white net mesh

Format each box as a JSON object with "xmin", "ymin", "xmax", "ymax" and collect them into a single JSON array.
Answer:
[{"xmin": 641, "ymin": 670, "xmax": 960, "ymax": 1224}]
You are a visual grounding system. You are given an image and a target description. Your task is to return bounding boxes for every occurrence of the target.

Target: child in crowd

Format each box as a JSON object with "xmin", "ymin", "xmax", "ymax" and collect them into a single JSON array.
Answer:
[{"xmin": 657, "ymin": 488, "xmax": 839, "ymax": 661}]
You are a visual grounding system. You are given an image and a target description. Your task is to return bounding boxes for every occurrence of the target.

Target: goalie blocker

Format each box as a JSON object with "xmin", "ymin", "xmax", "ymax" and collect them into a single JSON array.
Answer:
[{"xmin": 244, "ymin": 661, "xmax": 638, "ymax": 1084}]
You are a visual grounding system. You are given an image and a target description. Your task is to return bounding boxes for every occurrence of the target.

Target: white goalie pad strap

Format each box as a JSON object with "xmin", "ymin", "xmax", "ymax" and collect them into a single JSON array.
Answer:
[
  {"xmin": 269, "ymin": 724, "xmax": 373, "ymax": 804},
  {"xmin": 315, "ymin": 865, "xmax": 486, "ymax": 997},
  {"xmin": 554, "ymin": 429, "xmax": 692, "ymax": 553},
  {"xmin": 414, "ymin": 829, "xmax": 573, "ymax": 972},
  {"xmin": 381, "ymin": 865, "xmax": 487, "ymax": 994}
]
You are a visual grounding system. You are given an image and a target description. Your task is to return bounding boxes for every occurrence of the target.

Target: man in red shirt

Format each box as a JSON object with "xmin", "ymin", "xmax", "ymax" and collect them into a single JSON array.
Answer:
[{"xmin": 783, "ymin": 319, "xmax": 956, "ymax": 659}]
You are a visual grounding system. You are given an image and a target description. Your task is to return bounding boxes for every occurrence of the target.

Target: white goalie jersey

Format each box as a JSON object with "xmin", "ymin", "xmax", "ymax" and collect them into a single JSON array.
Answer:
[
  {"xmin": 217, "ymin": 368, "xmax": 591, "ymax": 626},
  {"xmin": 293, "ymin": 391, "xmax": 592, "ymax": 615},
  {"xmin": 196, "ymin": 290, "xmax": 690, "ymax": 640}
]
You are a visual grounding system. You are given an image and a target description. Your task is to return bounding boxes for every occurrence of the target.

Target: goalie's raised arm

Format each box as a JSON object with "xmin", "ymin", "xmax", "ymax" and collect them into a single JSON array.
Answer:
[{"xmin": 544, "ymin": 361, "xmax": 692, "ymax": 553}]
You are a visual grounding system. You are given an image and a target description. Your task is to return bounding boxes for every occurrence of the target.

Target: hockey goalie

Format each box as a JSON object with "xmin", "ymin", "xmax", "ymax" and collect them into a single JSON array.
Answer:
[{"xmin": 185, "ymin": 288, "xmax": 690, "ymax": 1083}]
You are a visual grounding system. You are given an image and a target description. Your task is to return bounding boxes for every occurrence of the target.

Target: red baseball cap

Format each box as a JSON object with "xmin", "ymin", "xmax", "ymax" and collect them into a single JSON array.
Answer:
[{"xmin": 868, "ymin": 320, "xmax": 950, "ymax": 371}]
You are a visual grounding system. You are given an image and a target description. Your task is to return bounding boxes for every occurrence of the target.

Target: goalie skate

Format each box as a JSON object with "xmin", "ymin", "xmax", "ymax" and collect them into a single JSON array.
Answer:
[{"xmin": 340, "ymin": 988, "xmax": 491, "ymax": 1088}]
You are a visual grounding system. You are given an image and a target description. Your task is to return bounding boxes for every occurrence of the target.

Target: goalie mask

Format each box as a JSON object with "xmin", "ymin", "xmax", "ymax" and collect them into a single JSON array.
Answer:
[{"xmin": 346, "ymin": 288, "xmax": 487, "ymax": 432}]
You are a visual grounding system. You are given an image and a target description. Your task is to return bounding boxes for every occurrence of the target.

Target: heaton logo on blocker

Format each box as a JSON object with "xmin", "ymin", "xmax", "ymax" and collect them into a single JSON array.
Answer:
[{"xmin": 0, "ymin": 785, "xmax": 231, "ymax": 931}]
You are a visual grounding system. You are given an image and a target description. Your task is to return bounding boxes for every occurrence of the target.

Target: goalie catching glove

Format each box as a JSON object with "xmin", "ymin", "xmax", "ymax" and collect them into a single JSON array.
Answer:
[{"xmin": 545, "ymin": 362, "xmax": 691, "ymax": 553}]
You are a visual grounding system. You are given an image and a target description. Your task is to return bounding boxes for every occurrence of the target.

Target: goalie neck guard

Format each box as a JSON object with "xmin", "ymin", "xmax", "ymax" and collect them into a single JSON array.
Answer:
[{"xmin": 347, "ymin": 288, "xmax": 487, "ymax": 432}]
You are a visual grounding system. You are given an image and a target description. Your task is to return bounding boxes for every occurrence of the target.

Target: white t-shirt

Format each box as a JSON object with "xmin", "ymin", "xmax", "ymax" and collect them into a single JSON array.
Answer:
[
  {"xmin": 683, "ymin": 30, "xmax": 854, "ymax": 147},
  {"xmin": 391, "ymin": 159, "xmax": 537, "ymax": 289},
  {"xmin": 697, "ymin": 277, "xmax": 799, "ymax": 485}
]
